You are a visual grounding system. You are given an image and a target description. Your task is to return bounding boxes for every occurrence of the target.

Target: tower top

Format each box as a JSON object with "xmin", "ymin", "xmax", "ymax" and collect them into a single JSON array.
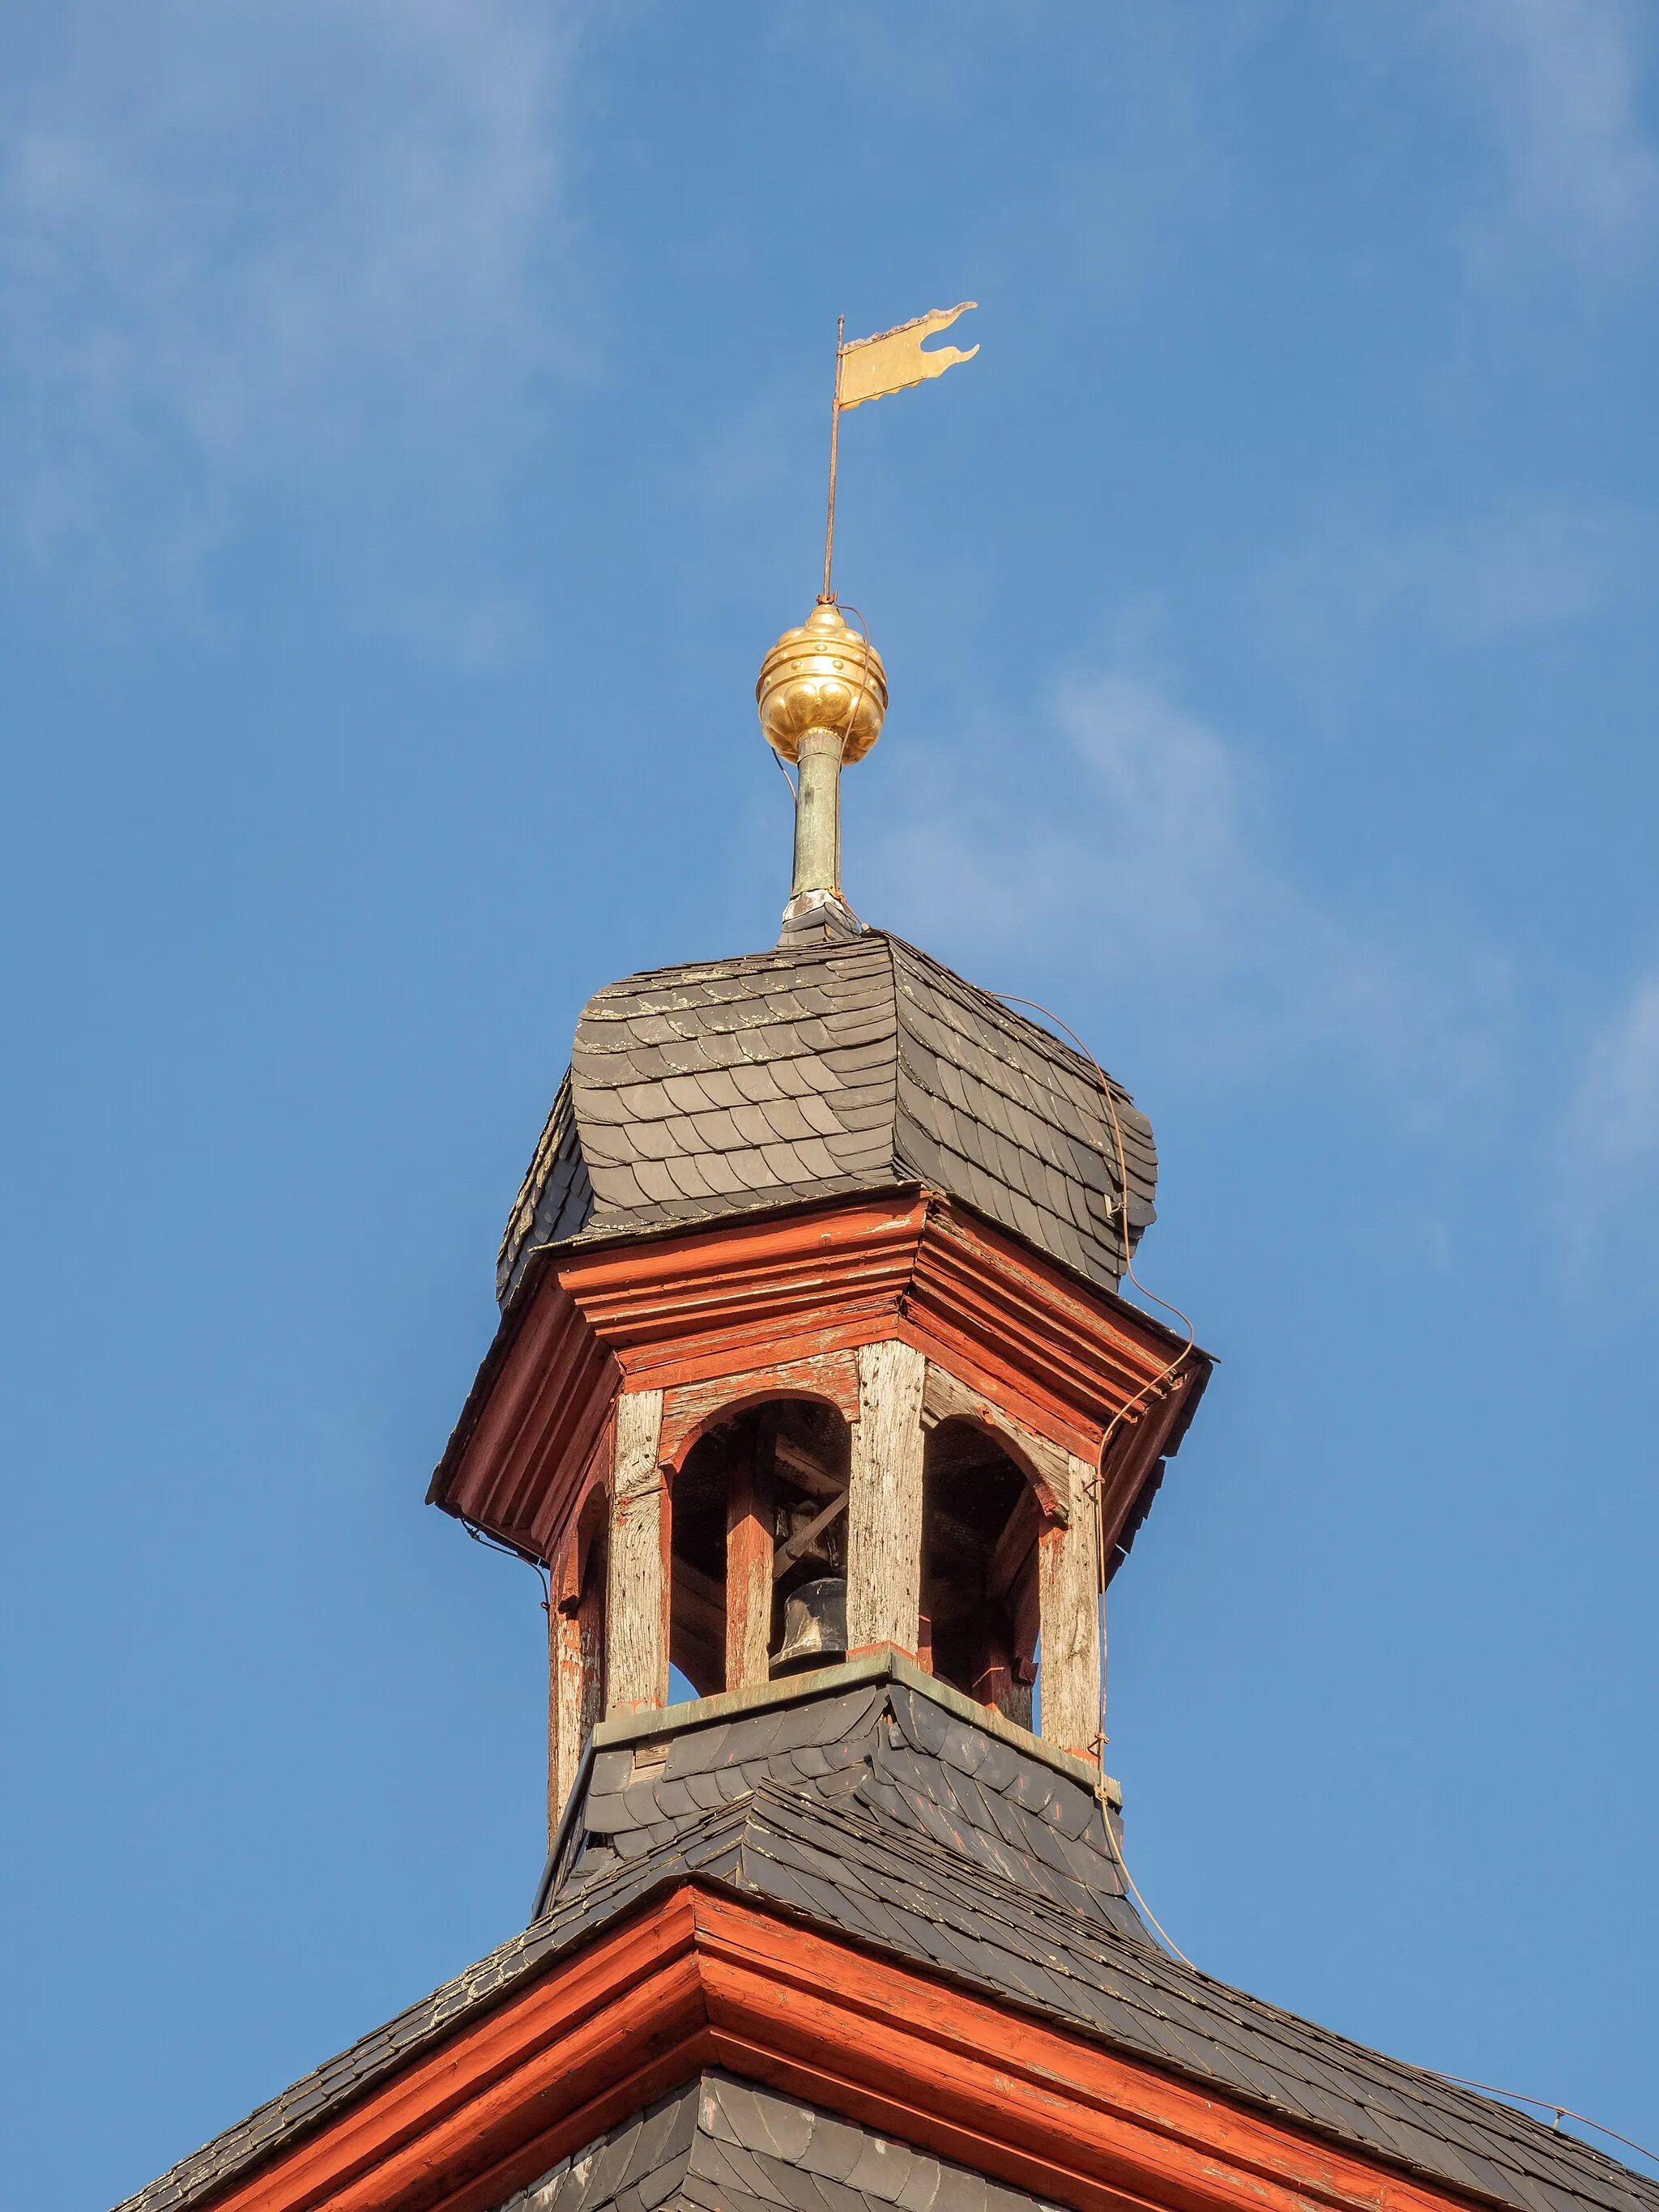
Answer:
[
  {"xmin": 757, "ymin": 599, "xmax": 888, "ymax": 943},
  {"xmin": 757, "ymin": 599, "xmax": 887, "ymax": 765}
]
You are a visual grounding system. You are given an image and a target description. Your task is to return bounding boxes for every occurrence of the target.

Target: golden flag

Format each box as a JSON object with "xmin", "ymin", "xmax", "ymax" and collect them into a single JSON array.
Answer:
[{"xmin": 837, "ymin": 302, "xmax": 979, "ymax": 411}]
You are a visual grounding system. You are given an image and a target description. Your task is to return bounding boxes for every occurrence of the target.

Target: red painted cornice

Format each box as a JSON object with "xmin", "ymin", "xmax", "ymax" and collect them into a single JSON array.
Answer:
[
  {"xmin": 431, "ymin": 1191, "xmax": 1209, "ymax": 1566},
  {"xmin": 201, "ymin": 1885, "xmax": 1498, "ymax": 2212}
]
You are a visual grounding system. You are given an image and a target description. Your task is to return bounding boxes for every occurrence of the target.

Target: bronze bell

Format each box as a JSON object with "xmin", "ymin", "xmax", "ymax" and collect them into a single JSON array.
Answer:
[{"xmin": 771, "ymin": 1576, "xmax": 848, "ymax": 1677}]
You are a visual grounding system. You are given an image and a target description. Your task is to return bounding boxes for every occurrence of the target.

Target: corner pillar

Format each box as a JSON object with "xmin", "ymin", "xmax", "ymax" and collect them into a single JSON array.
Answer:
[
  {"xmin": 548, "ymin": 1485, "xmax": 608, "ymax": 1843},
  {"xmin": 846, "ymin": 1339, "xmax": 928, "ymax": 1655},
  {"xmin": 1038, "ymin": 1452, "xmax": 1102, "ymax": 1762},
  {"xmin": 606, "ymin": 1387, "xmax": 667, "ymax": 1712}
]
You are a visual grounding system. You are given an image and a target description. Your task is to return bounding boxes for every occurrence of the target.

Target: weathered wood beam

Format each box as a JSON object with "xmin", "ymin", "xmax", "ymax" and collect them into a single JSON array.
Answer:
[
  {"xmin": 1037, "ymin": 1452, "xmax": 1102, "ymax": 1761},
  {"xmin": 606, "ymin": 1389, "xmax": 667, "ymax": 1711},
  {"xmin": 771, "ymin": 1431, "xmax": 843, "ymax": 1498},
  {"xmin": 724, "ymin": 1426, "xmax": 774, "ymax": 1693},
  {"xmin": 846, "ymin": 1339, "xmax": 927, "ymax": 1654}
]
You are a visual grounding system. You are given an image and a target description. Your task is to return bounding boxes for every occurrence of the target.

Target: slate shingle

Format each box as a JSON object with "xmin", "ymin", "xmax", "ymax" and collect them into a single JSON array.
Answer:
[{"xmin": 497, "ymin": 933, "xmax": 1154, "ymax": 1306}]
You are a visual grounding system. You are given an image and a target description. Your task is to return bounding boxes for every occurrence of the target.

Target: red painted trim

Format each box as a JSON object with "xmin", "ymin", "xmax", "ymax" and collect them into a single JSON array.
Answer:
[
  {"xmin": 658, "ymin": 1349, "xmax": 861, "ymax": 1472},
  {"xmin": 198, "ymin": 1886, "xmax": 1501, "ymax": 2212},
  {"xmin": 437, "ymin": 1275, "xmax": 621, "ymax": 1563},
  {"xmin": 433, "ymin": 1192, "xmax": 1209, "ymax": 1571}
]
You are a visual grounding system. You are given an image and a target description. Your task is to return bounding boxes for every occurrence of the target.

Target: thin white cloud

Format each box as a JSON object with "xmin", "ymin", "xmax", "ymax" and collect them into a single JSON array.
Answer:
[
  {"xmin": 1260, "ymin": 508, "xmax": 1648, "ymax": 651},
  {"xmin": 1433, "ymin": 0, "xmax": 1659, "ymax": 275},
  {"xmin": 0, "ymin": 0, "xmax": 583, "ymax": 595},
  {"xmin": 1561, "ymin": 974, "xmax": 1659, "ymax": 1242},
  {"xmin": 865, "ymin": 670, "xmax": 1508, "ymax": 1116}
]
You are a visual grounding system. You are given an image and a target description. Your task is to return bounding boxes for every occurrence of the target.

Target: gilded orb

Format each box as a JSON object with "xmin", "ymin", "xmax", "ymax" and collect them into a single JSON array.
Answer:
[{"xmin": 756, "ymin": 599, "xmax": 888, "ymax": 765}]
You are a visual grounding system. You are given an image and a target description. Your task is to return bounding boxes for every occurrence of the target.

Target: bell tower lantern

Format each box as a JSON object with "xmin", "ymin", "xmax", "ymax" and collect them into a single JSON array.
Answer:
[{"xmin": 429, "ymin": 599, "xmax": 1209, "ymax": 1839}]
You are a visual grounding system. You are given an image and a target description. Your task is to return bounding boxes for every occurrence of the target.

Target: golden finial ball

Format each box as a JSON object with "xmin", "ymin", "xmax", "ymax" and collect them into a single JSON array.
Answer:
[{"xmin": 757, "ymin": 599, "xmax": 888, "ymax": 765}]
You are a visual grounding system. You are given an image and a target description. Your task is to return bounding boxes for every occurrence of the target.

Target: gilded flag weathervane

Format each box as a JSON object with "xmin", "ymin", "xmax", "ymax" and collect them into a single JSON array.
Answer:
[
  {"xmin": 820, "ymin": 301, "xmax": 979, "ymax": 601},
  {"xmin": 755, "ymin": 301, "xmax": 979, "ymax": 941}
]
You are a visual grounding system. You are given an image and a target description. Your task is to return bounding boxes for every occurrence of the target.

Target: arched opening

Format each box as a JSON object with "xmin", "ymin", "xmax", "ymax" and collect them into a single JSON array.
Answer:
[
  {"xmin": 569, "ymin": 1481, "xmax": 608, "ymax": 1723},
  {"xmin": 920, "ymin": 1416, "xmax": 1043, "ymax": 1727},
  {"xmin": 669, "ymin": 1396, "xmax": 851, "ymax": 1698}
]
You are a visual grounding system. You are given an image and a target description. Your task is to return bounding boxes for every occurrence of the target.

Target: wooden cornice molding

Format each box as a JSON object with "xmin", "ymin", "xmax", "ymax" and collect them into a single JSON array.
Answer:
[
  {"xmin": 431, "ymin": 1191, "xmax": 1209, "ymax": 1568},
  {"xmin": 206, "ymin": 1885, "xmax": 1494, "ymax": 2212},
  {"xmin": 432, "ymin": 1271, "xmax": 621, "ymax": 1562}
]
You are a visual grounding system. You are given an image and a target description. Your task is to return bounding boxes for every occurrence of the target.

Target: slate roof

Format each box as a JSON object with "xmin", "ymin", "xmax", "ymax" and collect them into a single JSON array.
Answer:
[
  {"xmin": 539, "ymin": 1670, "xmax": 1144, "ymax": 1946},
  {"xmin": 498, "ymin": 2069, "xmax": 1058, "ymax": 2212},
  {"xmin": 497, "ymin": 932, "xmax": 1158, "ymax": 1306},
  {"xmin": 115, "ymin": 1661, "xmax": 1659, "ymax": 2212}
]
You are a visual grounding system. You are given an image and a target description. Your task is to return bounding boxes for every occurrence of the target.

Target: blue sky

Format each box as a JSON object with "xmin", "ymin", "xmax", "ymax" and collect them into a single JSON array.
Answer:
[{"xmin": 3, "ymin": 6, "xmax": 1657, "ymax": 2206}]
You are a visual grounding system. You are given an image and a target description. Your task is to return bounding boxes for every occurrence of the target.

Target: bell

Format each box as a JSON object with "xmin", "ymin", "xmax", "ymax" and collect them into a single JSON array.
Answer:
[{"xmin": 771, "ymin": 1576, "xmax": 848, "ymax": 1677}]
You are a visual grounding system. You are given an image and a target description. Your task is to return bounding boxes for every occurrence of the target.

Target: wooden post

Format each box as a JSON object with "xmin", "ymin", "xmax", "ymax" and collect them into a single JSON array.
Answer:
[
  {"xmin": 548, "ymin": 1496, "xmax": 608, "ymax": 1842},
  {"xmin": 549, "ymin": 1542, "xmax": 579, "ymax": 1846},
  {"xmin": 846, "ymin": 1338, "xmax": 928, "ymax": 1654},
  {"xmin": 725, "ymin": 1424, "xmax": 774, "ymax": 1693},
  {"xmin": 1038, "ymin": 1451, "xmax": 1102, "ymax": 1762},
  {"xmin": 606, "ymin": 1387, "xmax": 667, "ymax": 1712},
  {"xmin": 550, "ymin": 1592, "xmax": 590, "ymax": 1843}
]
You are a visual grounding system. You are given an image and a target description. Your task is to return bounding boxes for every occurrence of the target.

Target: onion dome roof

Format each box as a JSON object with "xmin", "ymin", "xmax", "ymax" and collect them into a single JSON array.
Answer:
[{"xmin": 497, "ymin": 929, "xmax": 1156, "ymax": 1309}]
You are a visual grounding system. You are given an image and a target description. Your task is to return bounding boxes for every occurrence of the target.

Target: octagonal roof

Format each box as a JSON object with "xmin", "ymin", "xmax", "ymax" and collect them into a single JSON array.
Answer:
[{"xmin": 497, "ymin": 931, "xmax": 1156, "ymax": 1307}]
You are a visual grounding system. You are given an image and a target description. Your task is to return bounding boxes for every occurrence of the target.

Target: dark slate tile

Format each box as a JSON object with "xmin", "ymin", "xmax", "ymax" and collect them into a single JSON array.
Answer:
[
  {"xmin": 808, "ymin": 1685, "xmax": 889, "ymax": 1745},
  {"xmin": 580, "ymin": 2119, "xmax": 646, "ymax": 2208},
  {"xmin": 625, "ymin": 2091, "xmax": 700, "ymax": 2187},
  {"xmin": 707, "ymin": 2077, "xmax": 813, "ymax": 2165},
  {"xmin": 870, "ymin": 1741, "xmax": 943, "ymax": 1805},
  {"xmin": 819, "ymin": 1721, "xmax": 883, "ymax": 1769},
  {"xmin": 680, "ymin": 2176, "xmax": 780, "ymax": 2212},
  {"xmin": 663, "ymin": 1723, "xmax": 729, "ymax": 1779},
  {"xmin": 1046, "ymin": 1825, "xmax": 1121, "ymax": 1892},
  {"xmin": 942, "ymin": 1822, "xmax": 1030, "ymax": 1893},
  {"xmin": 787, "ymin": 2108, "xmax": 868, "ymax": 2185},
  {"xmin": 749, "ymin": 2150, "xmax": 836, "ymax": 2212},
  {"xmin": 685, "ymin": 2117, "xmax": 770, "ymax": 2183},
  {"xmin": 934, "ymin": 1768, "xmax": 999, "ymax": 1839},
  {"xmin": 973, "ymin": 1772, "xmax": 1039, "ymax": 1853},
  {"xmin": 1001, "ymin": 1762, "xmax": 1063, "ymax": 1822},
  {"xmin": 816, "ymin": 2177, "xmax": 885, "ymax": 2212},
  {"xmin": 895, "ymin": 2158, "xmax": 945, "ymax": 2212},
  {"xmin": 684, "ymin": 2142, "xmax": 779, "ymax": 2208},
  {"xmin": 718, "ymin": 1709, "xmax": 791, "ymax": 1765},
  {"xmin": 936, "ymin": 1720, "xmax": 992, "ymax": 1780},
  {"xmin": 1043, "ymin": 1779, "xmax": 1098, "ymax": 1842},
  {"xmin": 582, "ymin": 1793, "xmax": 631, "ymax": 1835},
  {"xmin": 811, "ymin": 1765, "xmax": 869, "ymax": 1802},
  {"xmin": 928, "ymin": 2163, "xmax": 988, "ymax": 2212},
  {"xmin": 842, "ymin": 2133, "xmax": 920, "ymax": 2204}
]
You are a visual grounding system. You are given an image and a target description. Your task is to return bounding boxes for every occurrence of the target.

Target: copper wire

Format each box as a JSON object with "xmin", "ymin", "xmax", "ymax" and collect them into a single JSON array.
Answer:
[{"xmin": 1420, "ymin": 2079, "xmax": 1657, "ymax": 2170}]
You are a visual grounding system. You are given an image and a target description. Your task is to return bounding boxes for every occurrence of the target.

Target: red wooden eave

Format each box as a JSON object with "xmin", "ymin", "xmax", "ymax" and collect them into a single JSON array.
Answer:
[
  {"xmin": 193, "ymin": 1884, "xmax": 1506, "ymax": 2212},
  {"xmin": 429, "ymin": 1190, "xmax": 1210, "ymax": 1570}
]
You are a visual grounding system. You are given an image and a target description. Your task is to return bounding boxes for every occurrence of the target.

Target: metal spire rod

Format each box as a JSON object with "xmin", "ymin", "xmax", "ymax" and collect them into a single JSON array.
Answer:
[{"xmin": 821, "ymin": 315, "xmax": 844, "ymax": 603}]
